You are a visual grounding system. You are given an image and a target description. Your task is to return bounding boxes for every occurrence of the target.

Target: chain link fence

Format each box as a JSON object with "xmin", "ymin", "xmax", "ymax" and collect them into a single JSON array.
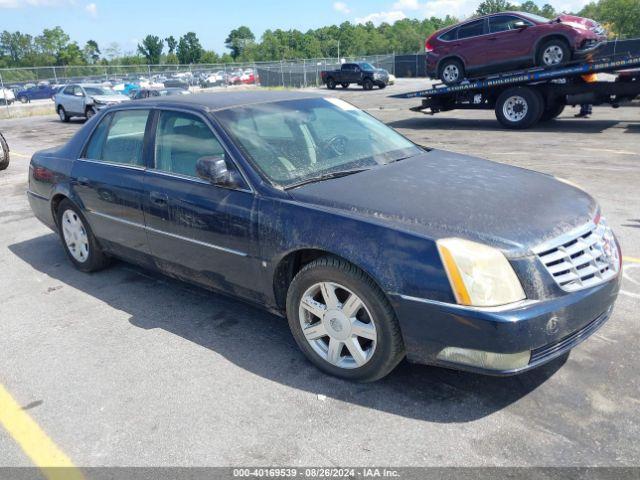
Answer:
[{"xmin": 0, "ymin": 54, "xmax": 400, "ymax": 89}]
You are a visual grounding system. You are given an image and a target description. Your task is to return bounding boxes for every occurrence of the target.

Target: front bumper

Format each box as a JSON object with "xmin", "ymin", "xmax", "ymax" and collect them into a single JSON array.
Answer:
[
  {"xmin": 389, "ymin": 274, "xmax": 620, "ymax": 375},
  {"xmin": 574, "ymin": 39, "xmax": 607, "ymax": 56}
]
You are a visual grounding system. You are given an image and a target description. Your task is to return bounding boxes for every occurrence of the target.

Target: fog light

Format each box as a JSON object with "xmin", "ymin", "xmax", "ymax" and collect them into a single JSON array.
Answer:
[{"xmin": 437, "ymin": 347, "xmax": 530, "ymax": 371}]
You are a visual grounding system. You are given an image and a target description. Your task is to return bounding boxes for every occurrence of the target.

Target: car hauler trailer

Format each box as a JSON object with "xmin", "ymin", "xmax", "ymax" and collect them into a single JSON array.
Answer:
[{"xmin": 391, "ymin": 41, "xmax": 640, "ymax": 129}]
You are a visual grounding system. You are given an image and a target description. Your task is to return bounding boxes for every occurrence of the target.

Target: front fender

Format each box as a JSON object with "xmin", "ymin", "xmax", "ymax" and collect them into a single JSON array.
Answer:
[{"xmin": 258, "ymin": 197, "xmax": 455, "ymax": 307}]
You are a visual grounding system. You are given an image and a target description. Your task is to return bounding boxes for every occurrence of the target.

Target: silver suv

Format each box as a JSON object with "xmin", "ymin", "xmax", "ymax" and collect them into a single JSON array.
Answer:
[{"xmin": 54, "ymin": 84, "xmax": 130, "ymax": 122}]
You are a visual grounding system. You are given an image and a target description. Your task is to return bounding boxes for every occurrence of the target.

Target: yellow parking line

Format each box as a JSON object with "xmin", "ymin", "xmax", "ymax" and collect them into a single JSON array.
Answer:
[
  {"xmin": 0, "ymin": 384, "xmax": 84, "ymax": 480},
  {"xmin": 10, "ymin": 151, "xmax": 29, "ymax": 158},
  {"xmin": 624, "ymin": 256, "xmax": 640, "ymax": 264}
]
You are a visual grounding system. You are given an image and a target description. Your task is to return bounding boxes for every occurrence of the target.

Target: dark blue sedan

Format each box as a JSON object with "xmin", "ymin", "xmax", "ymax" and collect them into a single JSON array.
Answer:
[{"xmin": 27, "ymin": 91, "xmax": 621, "ymax": 381}]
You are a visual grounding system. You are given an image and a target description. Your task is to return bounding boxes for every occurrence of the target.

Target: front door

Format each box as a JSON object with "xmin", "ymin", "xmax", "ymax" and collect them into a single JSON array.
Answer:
[
  {"xmin": 143, "ymin": 109, "xmax": 261, "ymax": 300},
  {"xmin": 71, "ymin": 108, "xmax": 153, "ymax": 264},
  {"xmin": 485, "ymin": 15, "xmax": 537, "ymax": 69}
]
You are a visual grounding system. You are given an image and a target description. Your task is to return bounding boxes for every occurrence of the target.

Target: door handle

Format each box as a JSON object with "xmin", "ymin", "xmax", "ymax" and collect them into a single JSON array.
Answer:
[
  {"xmin": 150, "ymin": 191, "xmax": 169, "ymax": 206},
  {"xmin": 77, "ymin": 176, "xmax": 89, "ymax": 186}
]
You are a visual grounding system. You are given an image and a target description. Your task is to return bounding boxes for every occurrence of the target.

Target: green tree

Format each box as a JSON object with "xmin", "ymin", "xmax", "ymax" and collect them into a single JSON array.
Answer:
[
  {"xmin": 580, "ymin": 0, "xmax": 640, "ymax": 37},
  {"xmin": 475, "ymin": 0, "xmax": 517, "ymax": 15},
  {"xmin": 0, "ymin": 31, "xmax": 35, "ymax": 65},
  {"xmin": 225, "ymin": 26, "xmax": 256, "ymax": 59},
  {"xmin": 35, "ymin": 27, "xmax": 70, "ymax": 57},
  {"xmin": 177, "ymin": 32, "xmax": 203, "ymax": 64},
  {"xmin": 165, "ymin": 35, "xmax": 177, "ymax": 55},
  {"xmin": 57, "ymin": 42, "xmax": 85, "ymax": 65},
  {"xmin": 84, "ymin": 39, "xmax": 101, "ymax": 63},
  {"xmin": 137, "ymin": 35, "xmax": 163, "ymax": 64}
]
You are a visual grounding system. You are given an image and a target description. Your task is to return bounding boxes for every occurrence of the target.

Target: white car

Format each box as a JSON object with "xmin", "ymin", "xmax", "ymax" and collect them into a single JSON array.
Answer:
[
  {"xmin": 1, "ymin": 88, "xmax": 15, "ymax": 105},
  {"xmin": 55, "ymin": 83, "xmax": 130, "ymax": 122}
]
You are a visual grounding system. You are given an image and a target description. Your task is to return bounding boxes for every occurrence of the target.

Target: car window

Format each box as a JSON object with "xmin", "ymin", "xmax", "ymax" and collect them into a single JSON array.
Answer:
[
  {"xmin": 84, "ymin": 109, "xmax": 149, "ymax": 166},
  {"xmin": 63, "ymin": 86, "xmax": 76, "ymax": 95},
  {"xmin": 457, "ymin": 20, "xmax": 485, "ymax": 39},
  {"xmin": 439, "ymin": 28, "xmax": 458, "ymax": 41},
  {"xmin": 489, "ymin": 15, "xmax": 531, "ymax": 33},
  {"xmin": 154, "ymin": 111, "xmax": 227, "ymax": 178}
]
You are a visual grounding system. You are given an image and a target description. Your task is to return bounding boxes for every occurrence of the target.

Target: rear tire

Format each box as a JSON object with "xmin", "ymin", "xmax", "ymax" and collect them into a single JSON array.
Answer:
[
  {"xmin": 56, "ymin": 199, "xmax": 110, "ymax": 273},
  {"xmin": 495, "ymin": 87, "xmax": 544, "ymax": 129},
  {"xmin": 362, "ymin": 78, "xmax": 374, "ymax": 90},
  {"xmin": 540, "ymin": 102, "xmax": 565, "ymax": 122},
  {"xmin": 0, "ymin": 133, "xmax": 9, "ymax": 171},
  {"xmin": 286, "ymin": 255, "xmax": 405, "ymax": 382},
  {"xmin": 58, "ymin": 106, "xmax": 70, "ymax": 122},
  {"xmin": 438, "ymin": 58, "xmax": 464, "ymax": 85},
  {"xmin": 537, "ymin": 39, "xmax": 571, "ymax": 67},
  {"xmin": 327, "ymin": 78, "xmax": 337, "ymax": 90}
]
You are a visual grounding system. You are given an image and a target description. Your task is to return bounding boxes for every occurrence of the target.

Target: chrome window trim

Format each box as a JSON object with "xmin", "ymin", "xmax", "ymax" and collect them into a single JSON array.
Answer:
[
  {"xmin": 144, "ymin": 168, "xmax": 253, "ymax": 193},
  {"xmin": 77, "ymin": 157, "xmax": 146, "ymax": 171},
  {"xmin": 88, "ymin": 210, "xmax": 248, "ymax": 257}
]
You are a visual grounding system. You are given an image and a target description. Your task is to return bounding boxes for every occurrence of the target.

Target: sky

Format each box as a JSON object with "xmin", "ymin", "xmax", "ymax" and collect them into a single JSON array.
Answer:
[{"xmin": 0, "ymin": 0, "xmax": 592, "ymax": 55}]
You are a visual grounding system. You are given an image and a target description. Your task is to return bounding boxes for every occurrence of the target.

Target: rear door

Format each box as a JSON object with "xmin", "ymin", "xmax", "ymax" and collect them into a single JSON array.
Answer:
[
  {"xmin": 143, "ymin": 109, "xmax": 260, "ymax": 299},
  {"xmin": 453, "ymin": 19, "xmax": 488, "ymax": 72},
  {"xmin": 72, "ymin": 108, "xmax": 153, "ymax": 264},
  {"xmin": 485, "ymin": 14, "xmax": 537, "ymax": 68}
]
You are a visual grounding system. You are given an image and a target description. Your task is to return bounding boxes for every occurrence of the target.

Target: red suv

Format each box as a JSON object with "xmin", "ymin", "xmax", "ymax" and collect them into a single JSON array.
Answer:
[{"xmin": 426, "ymin": 12, "xmax": 607, "ymax": 84}]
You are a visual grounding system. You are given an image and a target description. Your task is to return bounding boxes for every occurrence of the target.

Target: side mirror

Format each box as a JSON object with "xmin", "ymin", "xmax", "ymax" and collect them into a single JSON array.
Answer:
[
  {"xmin": 75, "ymin": 91, "xmax": 84, "ymax": 97},
  {"xmin": 196, "ymin": 156, "xmax": 236, "ymax": 187},
  {"xmin": 514, "ymin": 21, "xmax": 528, "ymax": 29}
]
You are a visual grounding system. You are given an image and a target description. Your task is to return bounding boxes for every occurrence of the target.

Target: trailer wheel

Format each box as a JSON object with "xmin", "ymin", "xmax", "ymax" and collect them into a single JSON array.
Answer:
[
  {"xmin": 495, "ymin": 87, "xmax": 544, "ymax": 129},
  {"xmin": 540, "ymin": 102, "xmax": 565, "ymax": 122}
]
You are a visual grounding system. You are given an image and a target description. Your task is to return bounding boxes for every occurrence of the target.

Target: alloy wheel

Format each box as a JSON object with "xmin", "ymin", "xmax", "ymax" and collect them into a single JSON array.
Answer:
[
  {"xmin": 298, "ymin": 282, "xmax": 377, "ymax": 369},
  {"xmin": 442, "ymin": 64, "xmax": 460, "ymax": 83},
  {"xmin": 61, "ymin": 209, "xmax": 90, "ymax": 263},
  {"xmin": 542, "ymin": 45, "xmax": 564, "ymax": 65}
]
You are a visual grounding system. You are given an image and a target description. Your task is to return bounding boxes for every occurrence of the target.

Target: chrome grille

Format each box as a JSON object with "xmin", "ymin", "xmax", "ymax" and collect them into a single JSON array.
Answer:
[{"xmin": 534, "ymin": 220, "xmax": 620, "ymax": 292}]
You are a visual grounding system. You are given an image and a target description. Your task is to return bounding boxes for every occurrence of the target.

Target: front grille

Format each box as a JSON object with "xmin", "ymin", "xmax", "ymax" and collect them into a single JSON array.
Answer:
[{"xmin": 534, "ymin": 221, "xmax": 620, "ymax": 292}]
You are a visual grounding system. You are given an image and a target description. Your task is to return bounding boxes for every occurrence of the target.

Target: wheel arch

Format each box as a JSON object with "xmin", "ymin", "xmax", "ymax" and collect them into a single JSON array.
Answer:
[
  {"xmin": 533, "ymin": 34, "xmax": 572, "ymax": 61},
  {"xmin": 272, "ymin": 248, "xmax": 388, "ymax": 314},
  {"xmin": 436, "ymin": 55, "xmax": 465, "ymax": 76}
]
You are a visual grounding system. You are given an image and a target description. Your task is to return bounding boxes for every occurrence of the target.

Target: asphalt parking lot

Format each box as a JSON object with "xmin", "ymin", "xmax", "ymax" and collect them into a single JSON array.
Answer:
[{"xmin": 1, "ymin": 78, "xmax": 639, "ymax": 468}]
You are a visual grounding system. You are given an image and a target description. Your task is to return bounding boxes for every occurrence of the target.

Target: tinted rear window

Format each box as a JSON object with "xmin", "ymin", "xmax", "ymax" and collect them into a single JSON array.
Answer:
[
  {"xmin": 440, "ymin": 29, "xmax": 458, "ymax": 41},
  {"xmin": 457, "ymin": 20, "xmax": 485, "ymax": 39}
]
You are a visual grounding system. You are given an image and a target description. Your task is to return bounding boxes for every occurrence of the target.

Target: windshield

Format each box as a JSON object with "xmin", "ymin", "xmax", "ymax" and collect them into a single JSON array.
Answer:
[
  {"xmin": 518, "ymin": 12, "xmax": 552, "ymax": 23},
  {"xmin": 359, "ymin": 63, "xmax": 375, "ymax": 71},
  {"xmin": 215, "ymin": 97, "xmax": 422, "ymax": 188},
  {"xmin": 84, "ymin": 87, "xmax": 117, "ymax": 96}
]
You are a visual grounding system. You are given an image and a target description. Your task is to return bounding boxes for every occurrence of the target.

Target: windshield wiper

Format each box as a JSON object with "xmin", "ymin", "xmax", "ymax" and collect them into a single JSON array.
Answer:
[{"xmin": 284, "ymin": 167, "xmax": 370, "ymax": 189}]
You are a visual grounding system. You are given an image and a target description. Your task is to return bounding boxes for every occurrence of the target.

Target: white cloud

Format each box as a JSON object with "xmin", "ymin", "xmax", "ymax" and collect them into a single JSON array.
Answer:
[
  {"xmin": 0, "ymin": 0, "xmax": 72, "ymax": 6},
  {"xmin": 85, "ymin": 2, "xmax": 97, "ymax": 17},
  {"xmin": 355, "ymin": 10, "xmax": 407, "ymax": 25},
  {"xmin": 333, "ymin": 1, "xmax": 351, "ymax": 14},
  {"xmin": 392, "ymin": 0, "xmax": 421, "ymax": 10}
]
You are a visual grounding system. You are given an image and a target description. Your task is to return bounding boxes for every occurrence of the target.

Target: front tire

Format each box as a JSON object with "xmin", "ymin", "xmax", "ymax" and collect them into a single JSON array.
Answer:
[
  {"xmin": 362, "ymin": 78, "xmax": 374, "ymax": 90},
  {"xmin": 0, "ymin": 133, "xmax": 9, "ymax": 171},
  {"xmin": 495, "ymin": 87, "xmax": 544, "ymax": 129},
  {"xmin": 85, "ymin": 107, "xmax": 96, "ymax": 120},
  {"xmin": 58, "ymin": 106, "xmax": 70, "ymax": 122},
  {"xmin": 537, "ymin": 39, "xmax": 571, "ymax": 67},
  {"xmin": 56, "ymin": 199, "xmax": 110, "ymax": 273},
  {"xmin": 286, "ymin": 256, "xmax": 405, "ymax": 382},
  {"xmin": 19, "ymin": 96, "xmax": 29, "ymax": 104}
]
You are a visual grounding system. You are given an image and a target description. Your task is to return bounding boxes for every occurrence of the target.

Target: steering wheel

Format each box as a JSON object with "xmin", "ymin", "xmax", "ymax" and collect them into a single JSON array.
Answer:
[{"xmin": 322, "ymin": 135, "xmax": 349, "ymax": 156}]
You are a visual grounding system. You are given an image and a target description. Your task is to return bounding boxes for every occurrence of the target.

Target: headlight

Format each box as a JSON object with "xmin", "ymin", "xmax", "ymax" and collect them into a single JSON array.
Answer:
[{"xmin": 437, "ymin": 238, "xmax": 526, "ymax": 307}]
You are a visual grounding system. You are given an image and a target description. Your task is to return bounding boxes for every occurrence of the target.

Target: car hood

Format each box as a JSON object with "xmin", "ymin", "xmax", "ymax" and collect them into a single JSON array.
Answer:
[
  {"xmin": 556, "ymin": 14, "xmax": 600, "ymax": 31},
  {"xmin": 92, "ymin": 94, "xmax": 130, "ymax": 103},
  {"xmin": 288, "ymin": 150, "xmax": 597, "ymax": 257}
]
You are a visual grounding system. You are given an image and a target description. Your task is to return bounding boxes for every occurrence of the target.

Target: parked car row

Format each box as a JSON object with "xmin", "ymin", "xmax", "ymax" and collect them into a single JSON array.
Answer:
[{"xmin": 425, "ymin": 11, "xmax": 607, "ymax": 84}]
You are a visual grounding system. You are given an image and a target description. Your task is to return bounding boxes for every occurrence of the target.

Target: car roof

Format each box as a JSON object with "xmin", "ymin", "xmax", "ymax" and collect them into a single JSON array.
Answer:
[{"xmin": 129, "ymin": 90, "xmax": 322, "ymax": 112}]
